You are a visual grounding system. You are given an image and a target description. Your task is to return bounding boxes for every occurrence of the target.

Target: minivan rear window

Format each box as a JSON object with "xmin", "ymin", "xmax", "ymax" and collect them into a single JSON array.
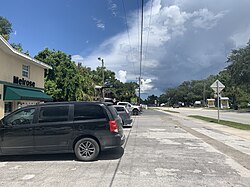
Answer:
[
  {"xmin": 107, "ymin": 106, "xmax": 118, "ymax": 119},
  {"xmin": 74, "ymin": 104, "xmax": 106, "ymax": 120}
]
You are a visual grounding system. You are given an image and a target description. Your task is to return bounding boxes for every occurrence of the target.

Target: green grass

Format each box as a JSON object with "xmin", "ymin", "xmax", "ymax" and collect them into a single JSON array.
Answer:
[
  {"xmin": 162, "ymin": 109, "xmax": 180, "ymax": 113},
  {"xmin": 188, "ymin": 115, "xmax": 250, "ymax": 130},
  {"xmin": 151, "ymin": 107, "xmax": 180, "ymax": 113}
]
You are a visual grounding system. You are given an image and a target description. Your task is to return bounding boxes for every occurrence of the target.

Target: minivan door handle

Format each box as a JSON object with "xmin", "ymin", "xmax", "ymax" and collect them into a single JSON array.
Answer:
[
  {"xmin": 35, "ymin": 127, "xmax": 45, "ymax": 131},
  {"xmin": 25, "ymin": 127, "xmax": 33, "ymax": 132}
]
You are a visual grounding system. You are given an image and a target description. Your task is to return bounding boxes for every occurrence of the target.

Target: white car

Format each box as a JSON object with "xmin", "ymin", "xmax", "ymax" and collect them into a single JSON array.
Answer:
[{"xmin": 117, "ymin": 102, "xmax": 141, "ymax": 115}]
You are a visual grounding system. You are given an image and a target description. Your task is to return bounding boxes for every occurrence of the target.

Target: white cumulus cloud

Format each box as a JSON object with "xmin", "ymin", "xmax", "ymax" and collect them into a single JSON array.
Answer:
[
  {"xmin": 117, "ymin": 70, "xmax": 127, "ymax": 83},
  {"xmin": 141, "ymin": 79, "xmax": 154, "ymax": 93},
  {"xmin": 72, "ymin": 55, "xmax": 84, "ymax": 63},
  {"xmin": 93, "ymin": 17, "xmax": 105, "ymax": 30}
]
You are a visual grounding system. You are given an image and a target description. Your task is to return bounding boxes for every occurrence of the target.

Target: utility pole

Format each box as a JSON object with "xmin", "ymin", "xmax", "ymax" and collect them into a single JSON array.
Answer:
[
  {"xmin": 98, "ymin": 57, "xmax": 105, "ymax": 100},
  {"xmin": 139, "ymin": 0, "xmax": 144, "ymax": 105},
  {"xmin": 203, "ymin": 82, "xmax": 206, "ymax": 107}
]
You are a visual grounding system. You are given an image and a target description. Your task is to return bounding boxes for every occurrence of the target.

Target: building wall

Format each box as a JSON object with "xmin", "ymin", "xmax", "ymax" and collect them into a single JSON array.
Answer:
[
  {"xmin": 0, "ymin": 48, "xmax": 47, "ymax": 119},
  {"xmin": 0, "ymin": 84, "xmax": 3, "ymax": 118},
  {"xmin": 0, "ymin": 49, "xmax": 45, "ymax": 88}
]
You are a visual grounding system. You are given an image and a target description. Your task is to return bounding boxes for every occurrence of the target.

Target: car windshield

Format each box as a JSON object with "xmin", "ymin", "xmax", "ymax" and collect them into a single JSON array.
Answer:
[
  {"xmin": 118, "ymin": 103, "xmax": 127, "ymax": 106},
  {"xmin": 114, "ymin": 106, "xmax": 125, "ymax": 112}
]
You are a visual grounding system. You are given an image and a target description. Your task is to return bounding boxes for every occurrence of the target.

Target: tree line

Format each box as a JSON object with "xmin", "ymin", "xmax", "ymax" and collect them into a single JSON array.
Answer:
[{"xmin": 0, "ymin": 16, "xmax": 138, "ymax": 102}]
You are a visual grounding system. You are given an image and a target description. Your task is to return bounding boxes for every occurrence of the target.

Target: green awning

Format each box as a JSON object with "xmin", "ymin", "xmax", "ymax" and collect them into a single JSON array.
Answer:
[{"xmin": 4, "ymin": 86, "xmax": 53, "ymax": 101}]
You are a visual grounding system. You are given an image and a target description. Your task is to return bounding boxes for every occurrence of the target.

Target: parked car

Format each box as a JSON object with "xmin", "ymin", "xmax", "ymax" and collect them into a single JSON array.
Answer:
[
  {"xmin": 172, "ymin": 103, "xmax": 180, "ymax": 108},
  {"xmin": 0, "ymin": 101, "xmax": 125, "ymax": 161},
  {"xmin": 117, "ymin": 101, "xmax": 141, "ymax": 115},
  {"xmin": 113, "ymin": 105, "xmax": 133, "ymax": 127}
]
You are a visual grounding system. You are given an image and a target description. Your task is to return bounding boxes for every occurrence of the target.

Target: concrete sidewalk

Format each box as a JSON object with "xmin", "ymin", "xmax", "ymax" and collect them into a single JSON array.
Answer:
[{"xmin": 156, "ymin": 108, "xmax": 250, "ymax": 156}]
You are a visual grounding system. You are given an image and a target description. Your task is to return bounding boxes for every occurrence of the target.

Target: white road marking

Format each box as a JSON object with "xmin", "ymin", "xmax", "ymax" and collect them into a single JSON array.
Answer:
[
  {"xmin": 155, "ymin": 168, "xmax": 179, "ymax": 177},
  {"xmin": 22, "ymin": 174, "xmax": 35, "ymax": 180},
  {"xmin": 10, "ymin": 165, "xmax": 21, "ymax": 170},
  {"xmin": 0, "ymin": 162, "xmax": 7, "ymax": 167}
]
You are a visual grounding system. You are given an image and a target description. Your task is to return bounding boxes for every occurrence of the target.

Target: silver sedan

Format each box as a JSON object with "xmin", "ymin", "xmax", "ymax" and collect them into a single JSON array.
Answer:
[{"xmin": 113, "ymin": 105, "xmax": 133, "ymax": 127}]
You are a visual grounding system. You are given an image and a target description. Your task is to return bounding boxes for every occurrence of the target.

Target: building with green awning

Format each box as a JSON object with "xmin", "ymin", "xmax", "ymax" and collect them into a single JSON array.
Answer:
[
  {"xmin": 0, "ymin": 35, "xmax": 52, "ymax": 118},
  {"xmin": 4, "ymin": 86, "xmax": 53, "ymax": 101}
]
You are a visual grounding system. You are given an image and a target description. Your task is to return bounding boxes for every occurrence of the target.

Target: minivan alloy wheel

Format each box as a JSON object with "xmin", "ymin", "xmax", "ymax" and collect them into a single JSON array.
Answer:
[{"xmin": 74, "ymin": 138, "xmax": 100, "ymax": 161}]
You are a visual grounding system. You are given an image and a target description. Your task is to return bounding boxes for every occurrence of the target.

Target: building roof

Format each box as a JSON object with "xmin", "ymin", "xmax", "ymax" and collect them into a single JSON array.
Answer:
[
  {"xmin": 207, "ymin": 99, "xmax": 215, "ymax": 101},
  {"xmin": 0, "ymin": 35, "xmax": 52, "ymax": 69}
]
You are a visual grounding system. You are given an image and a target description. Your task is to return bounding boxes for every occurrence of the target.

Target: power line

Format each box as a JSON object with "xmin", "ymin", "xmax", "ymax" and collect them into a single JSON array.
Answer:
[
  {"xmin": 121, "ymin": 0, "xmax": 136, "ymax": 75},
  {"xmin": 143, "ymin": 0, "xmax": 153, "ymax": 76}
]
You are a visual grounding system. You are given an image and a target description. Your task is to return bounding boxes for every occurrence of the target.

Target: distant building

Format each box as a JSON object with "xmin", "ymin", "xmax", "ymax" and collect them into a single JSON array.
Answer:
[
  {"xmin": 207, "ymin": 97, "xmax": 229, "ymax": 108},
  {"xmin": 220, "ymin": 97, "xmax": 229, "ymax": 109},
  {"xmin": 207, "ymin": 99, "xmax": 215, "ymax": 108},
  {"xmin": 0, "ymin": 35, "xmax": 52, "ymax": 118},
  {"xmin": 94, "ymin": 85, "xmax": 103, "ymax": 101}
]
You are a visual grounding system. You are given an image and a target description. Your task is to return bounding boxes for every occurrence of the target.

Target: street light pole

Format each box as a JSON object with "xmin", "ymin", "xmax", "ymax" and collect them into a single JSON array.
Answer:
[{"xmin": 98, "ymin": 57, "xmax": 105, "ymax": 100}]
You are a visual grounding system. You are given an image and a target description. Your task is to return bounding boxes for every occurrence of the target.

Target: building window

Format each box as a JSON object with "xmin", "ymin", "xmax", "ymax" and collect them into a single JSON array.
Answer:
[
  {"xmin": 22, "ymin": 65, "xmax": 29, "ymax": 78},
  {"xmin": 4, "ymin": 102, "xmax": 13, "ymax": 114}
]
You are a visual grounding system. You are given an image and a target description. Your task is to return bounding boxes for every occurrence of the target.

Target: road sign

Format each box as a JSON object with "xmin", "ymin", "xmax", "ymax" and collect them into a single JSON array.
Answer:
[
  {"xmin": 210, "ymin": 80, "xmax": 225, "ymax": 93},
  {"xmin": 210, "ymin": 80, "xmax": 225, "ymax": 123}
]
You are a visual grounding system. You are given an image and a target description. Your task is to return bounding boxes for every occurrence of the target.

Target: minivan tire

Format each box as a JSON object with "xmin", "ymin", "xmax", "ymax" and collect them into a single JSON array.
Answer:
[{"xmin": 74, "ymin": 138, "xmax": 100, "ymax": 161}]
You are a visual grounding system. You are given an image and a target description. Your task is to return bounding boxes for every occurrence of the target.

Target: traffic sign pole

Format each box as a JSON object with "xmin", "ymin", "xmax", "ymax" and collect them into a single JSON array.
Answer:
[{"xmin": 217, "ymin": 81, "xmax": 220, "ymax": 123}]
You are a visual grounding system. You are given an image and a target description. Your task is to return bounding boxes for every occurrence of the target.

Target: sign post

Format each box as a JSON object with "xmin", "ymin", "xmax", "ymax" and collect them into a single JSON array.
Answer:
[{"xmin": 210, "ymin": 80, "xmax": 225, "ymax": 122}]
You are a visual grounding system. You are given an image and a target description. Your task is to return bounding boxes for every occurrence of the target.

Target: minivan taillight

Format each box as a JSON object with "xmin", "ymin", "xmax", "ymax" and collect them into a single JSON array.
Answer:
[{"xmin": 109, "ymin": 120, "xmax": 118, "ymax": 133}]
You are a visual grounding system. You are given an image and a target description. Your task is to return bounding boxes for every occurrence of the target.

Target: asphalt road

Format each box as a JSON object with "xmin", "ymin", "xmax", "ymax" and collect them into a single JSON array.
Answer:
[
  {"xmin": 161, "ymin": 107, "xmax": 250, "ymax": 125},
  {"xmin": 1, "ymin": 110, "xmax": 250, "ymax": 187}
]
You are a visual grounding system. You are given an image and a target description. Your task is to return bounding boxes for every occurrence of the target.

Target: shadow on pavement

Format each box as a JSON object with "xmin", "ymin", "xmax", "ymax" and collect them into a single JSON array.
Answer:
[
  {"xmin": 0, "ymin": 153, "xmax": 76, "ymax": 162},
  {"xmin": 0, "ymin": 147, "xmax": 124, "ymax": 162},
  {"xmin": 98, "ymin": 147, "xmax": 124, "ymax": 160}
]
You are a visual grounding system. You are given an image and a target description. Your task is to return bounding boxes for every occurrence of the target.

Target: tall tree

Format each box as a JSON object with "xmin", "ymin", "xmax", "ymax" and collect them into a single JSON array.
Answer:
[
  {"xmin": 146, "ymin": 95, "xmax": 158, "ymax": 105},
  {"xmin": 11, "ymin": 43, "xmax": 29, "ymax": 55},
  {"xmin": 226, "ymin": 41, "xmax": 250, "ymax": 107},
  {"xmin": 35, "ymin": 48, "xmax": 95, "ymax": 101},
  {"xmin": 0, "ymin": 16, "xmax": 12, "ymax": 40},
  {"xmin": 227, "ymin": 41, "xmax": 250, "ymax": 86}
]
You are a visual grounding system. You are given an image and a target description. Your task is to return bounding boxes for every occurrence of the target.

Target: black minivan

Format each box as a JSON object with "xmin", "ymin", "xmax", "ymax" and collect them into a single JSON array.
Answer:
[{"xmin": 0, "ymin": 102, "xmax": 125, "ymax": 161}]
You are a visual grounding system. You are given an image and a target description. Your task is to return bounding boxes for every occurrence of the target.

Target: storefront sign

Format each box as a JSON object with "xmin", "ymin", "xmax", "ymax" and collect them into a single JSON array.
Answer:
[{"xmin": 13, "ymin": 76, "xmax": 35, "ymax": 87}]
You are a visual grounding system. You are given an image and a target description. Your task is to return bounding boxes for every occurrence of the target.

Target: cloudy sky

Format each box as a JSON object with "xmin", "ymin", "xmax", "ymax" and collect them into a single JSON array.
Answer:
[{"xmin": 1, "ymin": 0, "xmax": 250, "ymax": 99}]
